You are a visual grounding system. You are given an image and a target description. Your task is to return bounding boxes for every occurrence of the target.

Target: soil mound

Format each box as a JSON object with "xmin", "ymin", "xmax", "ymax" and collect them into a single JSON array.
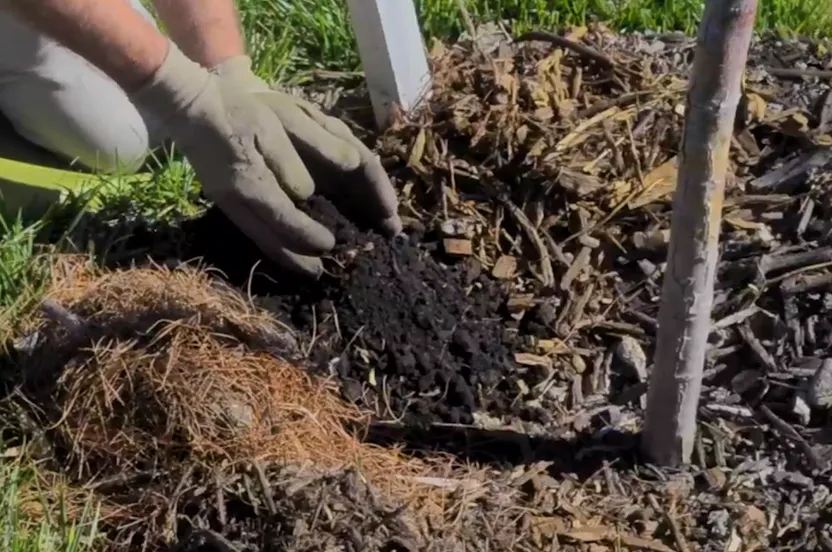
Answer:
[{"xmin": 189, "ymin": 198, "xmax": 544, "ymax": 428}]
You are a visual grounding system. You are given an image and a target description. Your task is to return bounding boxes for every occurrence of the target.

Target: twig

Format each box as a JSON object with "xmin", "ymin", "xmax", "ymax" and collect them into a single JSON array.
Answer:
[
  {"xmin": 165, "ymin": 465, "xmax": 195, "ymax": 540},
  {"xmin": 738, "ymin": 322, "xmax": 777, "ymax": 372},
  {"xmin": 303, "ymin": 305, "xmax": 318, "ymax": 358},
  {"xmin": 40, "ymin": 298, "xmax": 88, "ymax": 339},
  {"xmin": 748, "ymin": 148, "xmax": 832, "ymax": 192},
  {"xmin": 87, "ymin": 469, "xmax": 160, "ymax": 492},
  {"xmin": 647, "ymin": 494, "xmax": 690, "ymax": 552},
  {"xmin": 712, "ymin": 305, "xmax": 760, "ymax": 330},
  {"xmin": 174, "ymin": 530, "xmax": 242, "ymax": 552},
  {"xmin": 514, "ymin": 30, "xmax": 615, "ymax": 68},
  {"xmin": 703, "ymin": 403, "xmax": 754, "ymax": 417},
  {"xmin": 540, "ymin": 230, "xmax": 572, "ymax": 267},
  {"xmin": 758, "ymin": 404, "xmax": 825, "ymax": 471},
  {"xmin": 252, "ymin": 460, "xmax": 278, "ymax": 515},
  {"xmin": 780, "ymin": 269, "xmax": 832, "ymax": 296},
  {"xmin": 560, "ymin": 247, "xmax": 591, "ymax": 291},
  {"xmin": 625, "ymin": 118, "xmax": 645, "ymax": 186},
  {"xmin": 215, "ymin": 469, "xmax": 227, "ymax": 528},
  {"xmin": 762, "ymin": 247, "xmax": 832, "ymax": 276},
  {"xmin": 499, "ymin": 197, "xmax": 555, "ymax": 288},
  {"xmin": 455, "ymin": 0, "xmax": 487, "ymax": 61},
  {"xmin": 765, "ymin": 67, "xmax": 832, "ymax": 79},
  {"xmin": 576, "ymin": 91, "xmax": 652, "ymax": 119},
  {"xmin": 797, "ymin": 198, "xmax": 815, "ymax": 237}
]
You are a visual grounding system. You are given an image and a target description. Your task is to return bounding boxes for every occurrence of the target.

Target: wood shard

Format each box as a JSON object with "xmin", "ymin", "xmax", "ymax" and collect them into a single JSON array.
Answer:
[
  {"xmin": 633, "ymin": 229, "xmax": 670, "ymax": 252},
  {"xmin": 536, "ymin": 339, "xmax": 560, "ymax": 353},
  {"xmin": 507, "ymin": 294, "xmax": 536, "ymax": 313},
  {"xmin": 561, "ymin": 247, "xmax": 592, "ymax": 291},
  {"xmin": 629, "ymin": 156, "xmax": 678, "ymax": 208},
  {"xmin": 492, "ymin": 255, "xmax": 518, "ymax": 279},
  {"xmin": 443, "ymin": 238, "xmax": 473, "ymax": 256},
  {"xmin": 514, "ymin": 353, "xmax": 552, "ymax": 369}
]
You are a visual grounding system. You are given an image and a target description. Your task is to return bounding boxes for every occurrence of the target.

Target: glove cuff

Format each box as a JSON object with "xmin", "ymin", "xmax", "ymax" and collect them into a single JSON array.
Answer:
[{"xmin": 129, "ymin": 41, "xmax": 213, "ymax": 125}]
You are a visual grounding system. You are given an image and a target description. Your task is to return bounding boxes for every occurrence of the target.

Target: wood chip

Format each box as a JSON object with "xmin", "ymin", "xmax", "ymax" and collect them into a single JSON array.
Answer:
[
  {"xmin": 492, "ymin": 255, "xmax": 518, "ymax": 279},
  {"xmin": 629, "ymin": 156, "xmax": 678, "ymax": 208},
  {"xmin": 443, "ymin": 238, "xmax": 473, "ymax": 256},
  {"xmin": 507, "ymin": 294, "xmax": 536, "ymax": 313},
  {"xmin": 515, "ymin": 352, "xmax": 553, "ymax": 369}
]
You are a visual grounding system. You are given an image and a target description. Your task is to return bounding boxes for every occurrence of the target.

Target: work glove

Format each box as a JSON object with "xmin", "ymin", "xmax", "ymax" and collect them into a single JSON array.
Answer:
[
  {"xmin": 209, "ymin": 55, "xmax": 402, "ymax": 238},
  {"xmin": 129, "ymin": 42, "xmax": 401, "ymax": 277}
]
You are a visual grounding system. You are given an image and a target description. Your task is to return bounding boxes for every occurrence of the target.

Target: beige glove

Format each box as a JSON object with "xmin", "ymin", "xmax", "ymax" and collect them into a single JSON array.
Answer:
[
  {"xmin": 211, "ymin": 56, "xmax": 402, "ymax": 238},
  {"xmin": 129, "ymin": 42, "xmax": 401, "ymax": 277}
]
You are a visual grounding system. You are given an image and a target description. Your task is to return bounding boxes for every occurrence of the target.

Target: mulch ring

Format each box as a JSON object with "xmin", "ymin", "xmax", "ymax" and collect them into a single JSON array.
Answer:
[{"xmin": 4, "ymin": 23, "xmax": 832, "ymax": 551}]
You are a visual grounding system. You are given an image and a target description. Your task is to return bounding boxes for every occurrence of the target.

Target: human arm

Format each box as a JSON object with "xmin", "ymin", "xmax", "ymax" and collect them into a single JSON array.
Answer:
[{"xmin": 151, "ymin": 0, "xmax": 245, "ymax": 68}]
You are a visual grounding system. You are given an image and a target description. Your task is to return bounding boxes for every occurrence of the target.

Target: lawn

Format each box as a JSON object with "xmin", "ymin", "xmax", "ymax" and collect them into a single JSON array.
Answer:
[{"xmin": 0, "ymin": 0, "xmax": 831, "ymax": 549}]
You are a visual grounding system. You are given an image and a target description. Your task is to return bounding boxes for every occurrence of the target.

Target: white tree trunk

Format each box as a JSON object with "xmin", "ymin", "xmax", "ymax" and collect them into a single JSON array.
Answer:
[{"xmin": 642, "ymin": 0, "xmax": 759, "ymax": 466}]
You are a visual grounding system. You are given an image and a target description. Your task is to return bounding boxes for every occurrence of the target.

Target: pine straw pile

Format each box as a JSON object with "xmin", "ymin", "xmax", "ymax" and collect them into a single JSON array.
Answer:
[{"xmin": 5, "ymin": 255, "xmax": 483, "ymax": 546}]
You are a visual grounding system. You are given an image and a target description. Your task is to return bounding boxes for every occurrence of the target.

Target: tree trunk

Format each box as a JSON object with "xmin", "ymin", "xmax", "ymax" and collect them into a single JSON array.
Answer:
[{"xmin": 641, "ymin": 0, "xmax": 758, "ymax": 466}]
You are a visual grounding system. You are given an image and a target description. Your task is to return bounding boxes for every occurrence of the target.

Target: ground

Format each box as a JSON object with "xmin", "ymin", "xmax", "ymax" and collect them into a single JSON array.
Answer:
[{"xmin": 3, "ymin": 1, "xmax": 832, "ymax": 551}]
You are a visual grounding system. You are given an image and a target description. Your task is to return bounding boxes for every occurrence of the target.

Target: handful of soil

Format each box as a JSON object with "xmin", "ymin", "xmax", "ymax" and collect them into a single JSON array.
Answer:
[{"xmin": 189, "ymin": 198, "xmax": 538, "ymax": 427}]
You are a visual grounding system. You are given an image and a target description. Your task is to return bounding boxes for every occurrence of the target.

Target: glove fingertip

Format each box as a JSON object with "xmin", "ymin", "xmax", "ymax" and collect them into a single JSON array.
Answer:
[
  {"xmin": 315, "ymin": 228, "xmax": 337, "ymax": 253},
  {"xmin": 269, "ymin": 247, "xmax": 325, "ymax": 279},
  {"xmin": 287, "ymin": 254, "xmax": 325, "ymax": 279},
  {"xmin": 379, "ymin": 214, "xmax": 403, "ymax": 237},
  {"xmin": 295, "ymin": 218, "xmax": 336, "ymax": 254},
  {"xmin": 341, "ymin": 147, "xmax": 363, "ymax": 171}
]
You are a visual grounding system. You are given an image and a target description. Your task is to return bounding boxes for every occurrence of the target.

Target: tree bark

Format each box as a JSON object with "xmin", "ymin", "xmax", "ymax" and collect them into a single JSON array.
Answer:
[{"xmin": 641, "ymin": 0, "xmax": 758, "ymax": 466}]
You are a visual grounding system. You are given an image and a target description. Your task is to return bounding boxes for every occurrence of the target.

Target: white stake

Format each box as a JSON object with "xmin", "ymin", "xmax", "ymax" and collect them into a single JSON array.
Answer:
[{"xmin": 345, "ymin": 0, "xmax": 432, "ymax": 129}]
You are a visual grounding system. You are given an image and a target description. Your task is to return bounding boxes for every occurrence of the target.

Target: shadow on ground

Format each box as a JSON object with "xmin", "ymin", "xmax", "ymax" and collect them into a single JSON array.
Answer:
[{"xmin": 364, "ymin": 421, "xmax": 641, "ymax": 477}]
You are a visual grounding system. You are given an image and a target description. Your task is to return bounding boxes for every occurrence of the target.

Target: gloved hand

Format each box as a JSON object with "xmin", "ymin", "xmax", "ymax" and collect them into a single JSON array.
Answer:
[
  {"xmin": 129, "ymin": 42, "xmax": 401, "ymax": 277},
  {"xmin": 210, "ymin": 55, "xmax": 402, "ymax": 238}
]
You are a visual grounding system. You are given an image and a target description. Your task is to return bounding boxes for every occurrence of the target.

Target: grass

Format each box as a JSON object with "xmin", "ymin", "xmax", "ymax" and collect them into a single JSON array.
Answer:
[
  {"xmin": 0, "ymin": 0, "xmax": 831, "ymax": 548},
  {"xmin": 0, "ymin": 453, "xmax": 100, "ymax": 551},
  {"xmin": 0, "ymin": 216, "xmax": 49, "ymax": 334}
]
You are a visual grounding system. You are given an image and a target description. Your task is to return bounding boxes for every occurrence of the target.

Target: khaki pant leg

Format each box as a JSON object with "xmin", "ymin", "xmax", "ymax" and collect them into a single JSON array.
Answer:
[{"xmin": 0, "ymin": 1, "xmax": 165, "ymax": 173}]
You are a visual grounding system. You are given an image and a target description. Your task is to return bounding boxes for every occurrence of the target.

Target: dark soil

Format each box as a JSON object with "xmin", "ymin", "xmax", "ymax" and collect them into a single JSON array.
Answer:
[{"xmin": 186, "ymin": 198, "xmax": 546, "ymax": 427}]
